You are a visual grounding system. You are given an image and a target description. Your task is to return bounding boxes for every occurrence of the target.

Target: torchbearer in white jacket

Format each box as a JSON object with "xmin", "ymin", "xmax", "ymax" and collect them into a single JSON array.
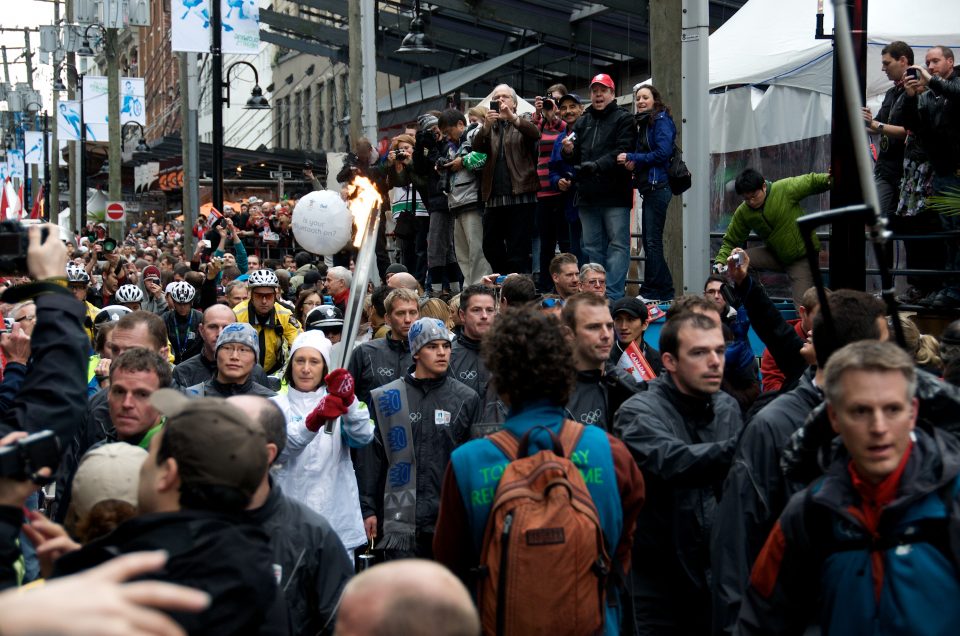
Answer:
[{"xmin": 272, "ymin": 331, "xmax": 375, "ymax": 554}]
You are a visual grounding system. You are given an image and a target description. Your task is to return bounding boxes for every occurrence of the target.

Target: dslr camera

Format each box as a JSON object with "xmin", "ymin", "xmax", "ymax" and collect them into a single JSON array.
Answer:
[
  {"xmin": 0, "ymin": 430, "xmax": 60, "ymax": 483},
  {"xmin": 0, "ymin": 220, "xmax": 49, "ymax": 276},
  {"xmin": 435, "ymin": 157, "xmax": 452, "ymax": 194}
]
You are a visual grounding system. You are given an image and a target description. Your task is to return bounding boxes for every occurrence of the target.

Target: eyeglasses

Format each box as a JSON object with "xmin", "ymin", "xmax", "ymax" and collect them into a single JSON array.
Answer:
[
  {"xmin": 540, "ymin": 298, "xmax": 565, "ymax": 309},
  {"xmin": 584, "ymin": 279, "xmax": 606, "ymax": 287}
]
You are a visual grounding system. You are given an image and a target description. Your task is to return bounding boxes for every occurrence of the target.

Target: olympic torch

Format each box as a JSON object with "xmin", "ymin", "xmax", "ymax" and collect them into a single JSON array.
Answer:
[{"xmin": 337, "ymin": 176, "xmax": 383, "ymax": 369}]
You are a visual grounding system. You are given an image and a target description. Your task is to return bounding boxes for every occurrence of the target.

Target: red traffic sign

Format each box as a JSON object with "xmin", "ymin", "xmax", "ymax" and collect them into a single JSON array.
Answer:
[{"xmin": 106, "ymin": 201, "xmax": 125, "ymax": 222}]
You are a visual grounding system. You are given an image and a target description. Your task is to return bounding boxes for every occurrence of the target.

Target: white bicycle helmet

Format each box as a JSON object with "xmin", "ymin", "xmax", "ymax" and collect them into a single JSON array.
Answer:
[
  {"xmin": 168, "ymin": 281, "xmax": 196, "ymax": 304},
  {"xmin": 115, "ymin": 284, "xmax": 144, "ymax": 304},
  {"xmin": 94, "ymin": 305, "xmax": 132, "ymax": 330},
  {"xmin": 66, "ymin": 263, "xmax": 90, "ymax": 284},
  {"xmin": 248, "ymin": 269, "xmax": 280, "ymax": 289}
]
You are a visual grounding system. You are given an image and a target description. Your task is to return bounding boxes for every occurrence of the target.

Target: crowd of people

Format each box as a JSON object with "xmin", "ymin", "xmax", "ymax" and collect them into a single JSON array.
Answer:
[{"xmin": 0, "ymin": 50, "xmax": 958, "ymax": 636}]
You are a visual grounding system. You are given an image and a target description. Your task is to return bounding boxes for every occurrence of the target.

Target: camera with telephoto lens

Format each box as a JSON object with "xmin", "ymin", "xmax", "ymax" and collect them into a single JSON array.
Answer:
[
  {"xmin": 0, "ymin": 220, "xmax": 49, "ymax": 276},
  {"xmin": 86, "ymin": 234, "xmax": 118, "ymax": 255},
  {"xmin": 0, "ymin": 430, "xmax": 60, "ymax": 483}
]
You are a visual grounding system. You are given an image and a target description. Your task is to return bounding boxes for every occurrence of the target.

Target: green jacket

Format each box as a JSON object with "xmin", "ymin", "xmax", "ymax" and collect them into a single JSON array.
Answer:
[{"xmin": 715, "ymin": 173, "xmax": 831, "ymax": 266}]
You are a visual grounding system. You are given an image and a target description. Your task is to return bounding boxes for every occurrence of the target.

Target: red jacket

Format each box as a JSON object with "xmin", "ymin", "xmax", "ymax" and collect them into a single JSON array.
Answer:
[{"xmin": 760, "ymin": 319, "xmax": 805, "ymax": 392}]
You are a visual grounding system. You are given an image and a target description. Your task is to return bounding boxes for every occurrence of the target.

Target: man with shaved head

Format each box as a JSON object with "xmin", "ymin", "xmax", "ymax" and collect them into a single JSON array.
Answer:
[
  {"xmin": 172, "ymin": 304, "xmax": 273, "ymax": 388},
  {"xmin": 387, "ymin": 271, "xmax": 420, "ymax": 293},
  {"xmin": 334, "ymin": 560, "xmax": 479, "ymax": 636}
]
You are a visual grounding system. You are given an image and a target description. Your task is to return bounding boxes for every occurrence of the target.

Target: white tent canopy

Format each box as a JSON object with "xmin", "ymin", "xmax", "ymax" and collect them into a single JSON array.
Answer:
[{"xmin": 707, "ymin": 0, "xmax": 960, "ymax": 153}]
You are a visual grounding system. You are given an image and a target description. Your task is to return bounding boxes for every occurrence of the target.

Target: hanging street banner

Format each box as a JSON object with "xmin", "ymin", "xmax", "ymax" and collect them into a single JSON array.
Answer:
[
  {"xmin": 24, "ymin": 132, "xmax": 49, "ymax": 165},
  {"xmin": 171, "ymin": 0, "xmax": 261, "ymax": 55},
  {"xmin": 82, "ymin": 76, "xmax": 110, "ymax": 141},
  {"xmin": 24, "ymin": 132, "xmax": 52, "ymax": 179},
  {"xmin": 57, "ymin": 101, "xmax": 84, "ymax": 142},
  {"xmin": 6, "ymin": 151, "xmax": 24, "ymax": 181},
  {"xmin": 120, "ymin": 78, "xmax": 146, "ymax": 126},
  {"xmin": 82, "ymin": 76, "xmax": 146, "ymax": 140},
  {"xmin": 135, "ymin": 162, "xmax": 161, "ymax": 192}
]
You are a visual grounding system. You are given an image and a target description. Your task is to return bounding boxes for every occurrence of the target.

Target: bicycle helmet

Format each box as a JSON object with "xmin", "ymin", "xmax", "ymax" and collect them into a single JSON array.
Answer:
[
  {"xmin": 168, "ymin": 281, "xmax": 196, "ymax": 304},
  {"xmin": 66, "ymin": 263, "xmax": 90, "ymax": 284},
  {"xmin": 247, "ymin": 269, "xmax": 280, "ymax": 289},
  {"xmin": 94, "ymin": 305, "xmax": 132, "ymax": 330},
  {"xmin": 305, "ymin": 305, "xmax": 344, "ymax": 331},
  {"xmin": 115, "ymin": 284, "xmax": 144, "ymax": 304}
]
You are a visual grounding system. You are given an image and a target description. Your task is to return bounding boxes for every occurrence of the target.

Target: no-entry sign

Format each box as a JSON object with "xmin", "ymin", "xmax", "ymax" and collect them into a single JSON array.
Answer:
[{"xmin": 106, "ymin": 201, "xmax": 125, "ymax": 222}]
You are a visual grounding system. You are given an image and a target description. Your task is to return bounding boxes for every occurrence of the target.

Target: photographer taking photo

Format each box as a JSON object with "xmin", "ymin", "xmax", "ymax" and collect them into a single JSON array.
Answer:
[
  {"xmin": 412, "ymin": 113, "xmax": 461, "ymax": 300},
  {"xmin": 0, "ymin": 224, "xmax": 89, "ymax": 447}
]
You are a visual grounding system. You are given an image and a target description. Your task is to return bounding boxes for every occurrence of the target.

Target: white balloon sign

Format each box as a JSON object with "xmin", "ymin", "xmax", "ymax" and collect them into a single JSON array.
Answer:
[{"xmin": 292, "ymin": 190, "xmax": 353, "ymax": 256}]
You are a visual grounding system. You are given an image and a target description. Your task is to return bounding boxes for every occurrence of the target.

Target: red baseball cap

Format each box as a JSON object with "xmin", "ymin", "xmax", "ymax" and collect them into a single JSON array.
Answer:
[{"xmin": 590, "ymin": 73, "xmax": 615, "ymax": 90}]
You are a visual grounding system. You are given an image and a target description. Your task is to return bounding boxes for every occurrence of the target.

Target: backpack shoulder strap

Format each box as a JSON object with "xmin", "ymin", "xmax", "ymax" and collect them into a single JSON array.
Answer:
[
  {"xmin": 488, "ymin": 429, "xmax": 520, "ymax": 462},
  {"xmin": 558, "ymin": 419, "xmax": 587, "ymax": 459}
]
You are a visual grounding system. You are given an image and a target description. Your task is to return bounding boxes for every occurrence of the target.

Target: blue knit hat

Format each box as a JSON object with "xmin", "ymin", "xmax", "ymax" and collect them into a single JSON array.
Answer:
[
  {"xmin": 408, "ymin": 317, "xmax": 450, "ymax": 355},
  {"xmin": 216, "ymin": 322, "xmax": 260, "ymax": 359}
]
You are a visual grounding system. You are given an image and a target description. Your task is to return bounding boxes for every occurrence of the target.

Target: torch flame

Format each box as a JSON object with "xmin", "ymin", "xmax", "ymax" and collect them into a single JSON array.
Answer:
[{"xmin": 346, "ymin": 176, "xmax": 383, "ymax": 248}]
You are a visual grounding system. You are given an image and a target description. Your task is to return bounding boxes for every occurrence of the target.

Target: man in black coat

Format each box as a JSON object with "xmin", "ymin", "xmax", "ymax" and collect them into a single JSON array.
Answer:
[
  {"xmin": 562, "ymin": 293, "xmax": 644, "ymax": 433},
  {"xmin": 449, "ymin": 285, "xmax": 503, "ymax": 429},
  {"xmin": 615, "ymin": 312, "xmax": 743, "ymax": 635},
  {"xmin": 52, "ymin": 390, "xmax": 290, "ymax": 635},
  {"xmin": 233, "ymin": 395, "xmax": 353, "ymax": 636},
  {"xmin": 561, "ymin": 73, "xmax": 637, "ymax": 300}
]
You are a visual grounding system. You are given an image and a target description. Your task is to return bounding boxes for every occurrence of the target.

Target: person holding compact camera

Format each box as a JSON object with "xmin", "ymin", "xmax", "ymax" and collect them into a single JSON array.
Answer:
[
  {"xmin": 533, "ymin": 86, "xmax": 572, "ymax": 292},
  {"xmin": 472, "ymin": 84, "xmax": 541, "ymax": 276},
  {"xmin": 384, "ymin": 133, "xmax": 429, "ymax": 279},
  {"xmin": 548, "ymin": 94, "xmax": 587, "ymax": 265},
  {"xmin": 902, "ymin": 46, "xmax": 960, "ymax": 309}
]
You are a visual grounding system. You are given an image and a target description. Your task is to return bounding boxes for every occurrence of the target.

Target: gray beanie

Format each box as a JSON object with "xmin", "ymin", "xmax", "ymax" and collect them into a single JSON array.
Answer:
[
  {"xmin": 417, "ymin": 113, "xmax": 439, "ymax": 132},
  {"xmin": 408, "ymin": 317, "xmax": 451, "ymax": 355},
  {"xmin": 216, "ymin": 322, "xmax": 260, "ymax": 359}
]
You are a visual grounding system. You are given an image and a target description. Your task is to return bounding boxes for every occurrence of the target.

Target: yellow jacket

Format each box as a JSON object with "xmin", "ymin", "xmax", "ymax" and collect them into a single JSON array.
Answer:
[
  {"xmin": 83, "ymin": 301, "xmax": 100, "ymax": 346},
  {"xmin": 233, "ymin": 301, "xmax": 302, "ymax": 373}
]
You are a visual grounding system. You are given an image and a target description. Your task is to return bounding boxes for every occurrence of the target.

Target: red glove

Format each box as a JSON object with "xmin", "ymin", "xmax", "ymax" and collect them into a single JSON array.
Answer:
[
  {"xmin": 325, "ymin": 369, "xmax": 355, "ymax": 404},
  {"xmin": 305, "ymin": 395, "xmax": 348, "ymax": 432}
]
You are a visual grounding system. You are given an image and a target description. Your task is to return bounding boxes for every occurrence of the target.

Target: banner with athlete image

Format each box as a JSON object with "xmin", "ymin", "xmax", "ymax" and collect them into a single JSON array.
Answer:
[
  {"xmin": 24, "ymin": 132, "xmax": 48, "ymax": 166},
  {"xmin": 171, "ymin": 0, "xmax": 261, "ymax": 55},
  {"xmin": 120, "ymin": 78, "xmax": 146, "ymax": 126},
  {"xmin": 82, "ymin": 76, "xmax": 109, "ymax": 141},
  {"xmin": 617, "ymin": 340, "xmax": 657, "ymax": 383},
  {"xmin": 5, "ymin": 151, "xmax": 24, "ymax": 182},
  {"xmin": 82, "ymin": 76, "xmax": 146, "ymax": 139},
  {"xmin": 57, "ymin": 101, "xmax": 82, "ymax": 141}
]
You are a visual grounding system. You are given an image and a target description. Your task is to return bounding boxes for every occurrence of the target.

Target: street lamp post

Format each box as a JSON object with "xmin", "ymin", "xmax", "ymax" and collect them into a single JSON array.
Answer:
[
  {"xmin": 207, "ymin": 0, "xmax": 271, "ymax": 216},
  {"xmin": 120, "ymin": 121, "xmax": 149, "ymax": 153},
  {"xmin": 211, "ymin": 0, "xmax": 224, "ymax": 216},
  {"xmin": 42, "ymin": 111, "xmax": 50, "ymax": 220},
  {"xmin": 210, "ymin": 47, "xmax": 269, "ymax": 215}
]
